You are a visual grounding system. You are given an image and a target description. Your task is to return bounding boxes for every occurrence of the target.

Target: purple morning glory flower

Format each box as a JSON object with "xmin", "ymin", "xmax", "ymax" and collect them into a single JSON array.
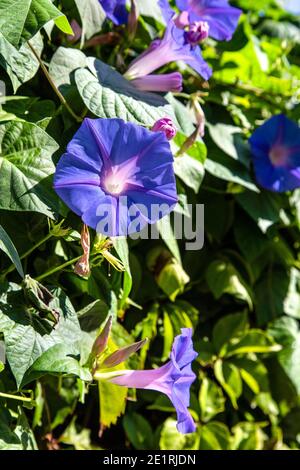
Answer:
[
  {"xmin": 174, "ymin": 0, "xmax": 242, "ymax": 41},
  {"xmin": 54, "ymin": 118, "xmax": 178, "ymax": 237},
  {"xmin": 249, "ymin": 114, "xmax": 300, "ymax": 193},
  {"xmin": 125, "ymin": 19, "xmax": 212, "ymax": 81},
  {"xmin": 99, "ymin": 0, "xmax": 128, "ymax": 25},
  {"xmin": 109, "ymin": 328, "xmax": 198, "ymax": 434}
]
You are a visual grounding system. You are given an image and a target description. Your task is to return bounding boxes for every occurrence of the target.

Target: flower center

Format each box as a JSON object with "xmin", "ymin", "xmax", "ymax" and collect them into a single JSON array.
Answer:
[
  {"xmin": 104, "ymin": 173, "xmax": 126, "ymax": 195},
  {"xmin": 269, "ymin": 145, "xmax": 290, "ymax": 167}
]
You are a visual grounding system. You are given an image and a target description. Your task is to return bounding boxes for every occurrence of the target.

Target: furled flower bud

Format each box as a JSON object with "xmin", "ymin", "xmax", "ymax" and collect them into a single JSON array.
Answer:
[
  {"xmin": 186, "ymin": 21, "xmax": 209, "ymax": 46},
  {"xmin": 91, "ymin": 316, "xmax": 113, "ymax": 358},
  {"xmin": 152, "ymin": 118, "xmax": 177, "ymax": 141},
  {"xmin": 67, "ymin": 19, "xmax": 82, "ymax": 44},
  {"xmin": 147, "ymin": 247, "xmax": 190, "ymax": 302},
  {"xmin": 128, "ymin": 0, "xmax": 138, "ymax": 41},
  {"xmin": 101, "ymin": 339, "xmax": 147, "ymax": 368}
]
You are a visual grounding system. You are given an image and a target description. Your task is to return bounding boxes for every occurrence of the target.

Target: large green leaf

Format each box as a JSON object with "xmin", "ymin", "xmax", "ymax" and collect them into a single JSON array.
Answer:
[
  {"xmin": 236, "ymin": 191, "xmax": 282, "ymax": 233},
  {"xmin": 75, "ymin": 57, "xmax": 176, "ymax": 126},
  {"xmin": 254, "ymin": 267, "xmax": 290, "ymax": 325},
  {"xmin": 0, "ymin": 224, "xmax": 24, "ymax": 278},
  {"xmin": 0, "ymin": 120, "xmax": 59, "ymax": 217},
  {"xmin": 123, "ymin": 413, "xmax": 154, "ymax": 450},
  {"xmin": 199, "ymin": 422, "xmax": 231, "ymax": 450},
  {"xmin": 205, "ymin": 156, "xmax": 258, "ymax": 192},
  {"xmin": 159, "ymin": 418, "xmax": 200, "ymax": 450},
  {"xmin": 206, "ymin": 259, "xmax": 253, "ymax": 308},
  {"xmin": 207, "ymin": 122, "xmax": 251, "ymax": 167},
  {"xmin": 135, "ymin": 0, "xmax": 166, "ymax": 23},
  {"xmin": 0, "ymin": 285, "xmax": 83, "ymax": 387},
  {"xmin": 49, "ymin": 46, "xmax": 88, "ymax": 92},
  {"xmin": 232, "ymin": 422, "xmax": 265, "ymax": 450},
  {"xmin": 74, "ymin": 0, "xmax": 105, "ymax": 46},
  {"xmin": 268, "ymin": 317, "xmax": 300, "ymax": 395},
  {"xmin": 225, "ymin": 330, "xmax": 281, "ymax": 357},
  {"xmin": 0, "ymin": 0, "xmax": 73, "ymax": 48},
  {"xmin": 171, "ymin": 133, "xmax": 206, "ymax": 193},
  {"xmin": 0, "ymin": 408, "xmax": 37, "ymax": 450},
  {"xmin": 0, "ymin": 32, "xmax": 43, "ymax": 92},
  {"xmin": 212, "ymin": 312, "xmax": 248, "ymax": 354},
  {"xmin": 214, "ymin": 359, "xmax": 242, "ymax": 409},
  {"xmin": 98, "ymin": 380, "xmax": 127, "ymax": 429},
  {"xmin": 199, "ymin": 377, "xmax": 225, "ymax": 422},
  {"xmin": 23, "ymin": 343, "xmax": 92, "ymax": 385}
]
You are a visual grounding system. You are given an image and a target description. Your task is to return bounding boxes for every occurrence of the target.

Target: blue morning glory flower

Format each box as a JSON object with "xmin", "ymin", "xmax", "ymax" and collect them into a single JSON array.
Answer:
[
  {"xmin": 125, "ymin": 18, "xmax": 212, "ymax": 81},
  {"xmin": 109, "ymin": 328, "xmax": 198, "ymax": 434},
  {"xmin": 174, "ymin": 0, "xmax": 242, "ymax": 41},
  {"xmin": 99, "ymin": 0, "xmax": 128, "ymax": 25},
  {"xmin": 54, "ymin": 118, "xmax": 178, "ymax": 237},
  {"xmin": 249, "ymin": 114, "xmax": 300, "ymax": 193}
]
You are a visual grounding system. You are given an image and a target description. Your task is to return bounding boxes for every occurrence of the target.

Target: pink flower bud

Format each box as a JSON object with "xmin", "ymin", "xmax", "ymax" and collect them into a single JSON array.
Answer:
[
  {"xmin": 67, "ymin": 19, "xmax": 82, "ymax": 43},
  {"xmin": 128, "ymin": 0, "xmax": 138, "ymax": 41},
  {"xmin": 152, "ymin": 118, "xmax": 177, "ymax": 141},
  {"xmin": 186, "ymin": 21, "xmax": 209, "ymax": 46}
]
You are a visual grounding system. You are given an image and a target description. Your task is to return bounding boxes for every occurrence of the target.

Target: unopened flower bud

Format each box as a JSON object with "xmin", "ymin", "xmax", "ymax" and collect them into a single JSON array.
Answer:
[
  {"xmin": 67, "ymin": 19, "xmax": 82, "ymax": 44},
  {"xmin": 102, "ymin": 339, "xmax": 148, "ymax": 368},
  {"xmin": 128, "ymin": 0, "xmax": 138, "ymax": 41},
  {"xmin": 91, "ymin": 316, "xmax": 113, "ymax": 358},
  {"xmin": 74, "ymin": 224, "xmax": 90, "ymax": 277},
  {"xmin": 147, "ymin": 247, "xmax": 189, "ymax": 301},
  {"xmin": 152, "ymin": 118, "xmax": 177, "ymax": 141}
]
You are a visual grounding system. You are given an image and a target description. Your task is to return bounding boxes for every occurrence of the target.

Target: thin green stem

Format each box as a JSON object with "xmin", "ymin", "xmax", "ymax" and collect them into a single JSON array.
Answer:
[
  {"xmin": 36, "ymin": 255, "xmax": 82, "ymax": 282},
  {"xmin": 28, "ymin": 41, "xmax": 82, "ymax": 123},
  {"xmin": 0, "ymin": 391, "xmax": 33, "ymax": 403},
  {"xmin": 1, "ymin": 232, "xmax": 53, "ymax": 278}
]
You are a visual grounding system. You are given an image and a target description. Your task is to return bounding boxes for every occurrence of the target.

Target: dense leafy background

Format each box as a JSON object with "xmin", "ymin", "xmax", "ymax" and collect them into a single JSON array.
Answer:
[{"xmin": 0, "ymin": 0, "xmax": 300, "ymax": 450}]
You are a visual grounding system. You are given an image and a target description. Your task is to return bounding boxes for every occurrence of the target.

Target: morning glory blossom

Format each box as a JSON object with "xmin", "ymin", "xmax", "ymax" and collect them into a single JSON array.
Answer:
[
  {"xmin": 131, "ymin": 72, "xmax": 183, "ymax": 93},
  {"xmin": 108, "ymin": 328, "xmax": 198, "ymax": 434},
  {"xmin": 54, "ymin": 118, "xmax": 178, "ymax": 236},
  {"xmin": 172, "ymin": 0, "xmax": 242, "ymax": 41},
  {"xmin": 249, "ymin": 114, "xmax": 300, "ymax": 193},
  {"xmin": 99, "ymin": 0, "xmax": 128, "ymax": 25},
  {"xmin": 125, "ymin": 19, "xmax": 212, "ymax": 81}
]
